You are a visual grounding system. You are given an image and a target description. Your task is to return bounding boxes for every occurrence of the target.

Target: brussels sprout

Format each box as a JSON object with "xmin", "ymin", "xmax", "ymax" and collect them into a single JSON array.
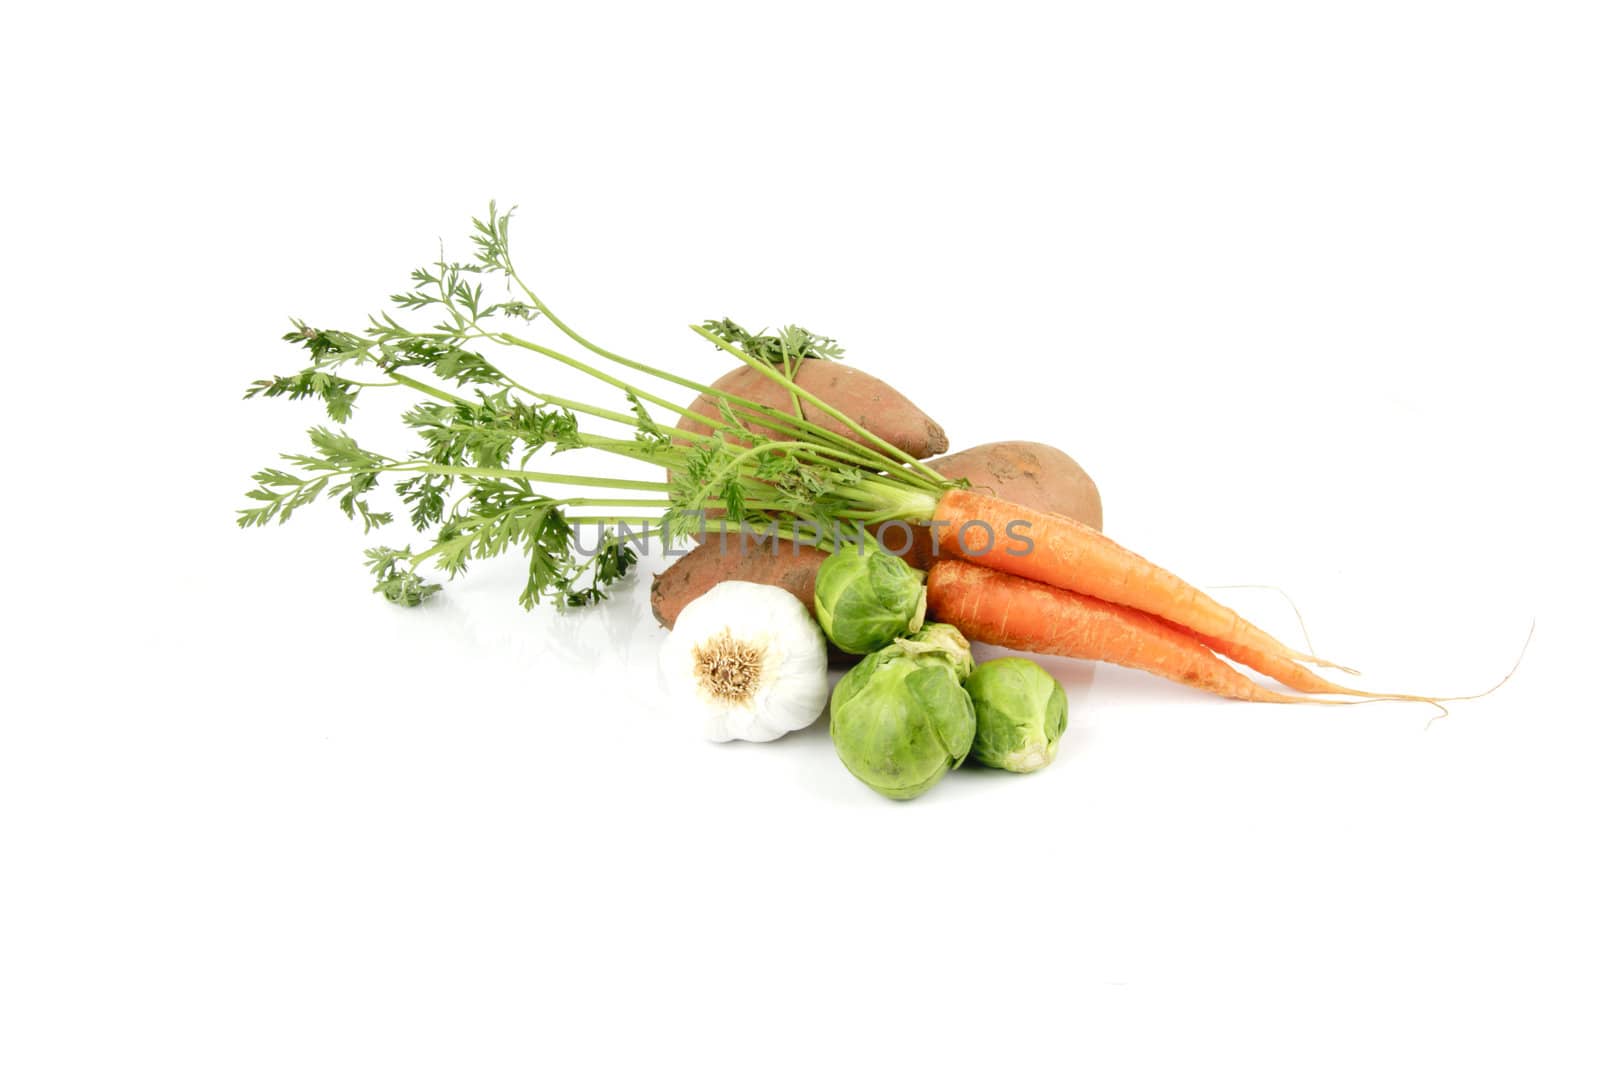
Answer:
[
  {"xmin": 829, "ymin": 626, "xmax": 977, "ymax": 800},
  {"xmin": 965, "ymin": 658, "xmax": 1068, "ymax": 773},
  {"xmin": 888, "ymin": 622, "xmax": 974, "ymax": 681},
  {"xmin": 813, "ymin": 548, "xmax": 926, "ymax": 654}
]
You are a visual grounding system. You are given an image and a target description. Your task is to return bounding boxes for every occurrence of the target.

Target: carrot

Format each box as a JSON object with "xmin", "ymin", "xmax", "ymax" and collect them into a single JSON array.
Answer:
[
  {"xmin": 891, "ymin": 440, "xmax": 1103, "ymax": 567},
  {"xmin": 925, "ymin": 559, "xmax": 1314, "ymax": 703},
  {"xmin": 931, "ymin": 489, "xmax": 1348, "ymax": 674},
  {"xmin": 1178, "ymin": 626, "xmax": 1428, "ymax": 699},
  {"xmin": 1182, "ymin": 626, "xmax": 1365, "ymax": 694}
]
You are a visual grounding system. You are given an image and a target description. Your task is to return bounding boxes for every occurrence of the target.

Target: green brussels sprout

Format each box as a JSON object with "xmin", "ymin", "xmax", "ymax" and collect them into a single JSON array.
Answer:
[
  {"xmin": 813, "ymin": 547, "xmax": 926, "ymax": 654},
  {"xmin": 965, "ymin": 658, "xmax": 1068, "ymax": 773},
  {"xmin": 888, "ymin": 622, "xmax": 974, "ymax": 681},
  {"xmin": 829, "ymin": 626, "xmax": 977, "ymax": 800}
]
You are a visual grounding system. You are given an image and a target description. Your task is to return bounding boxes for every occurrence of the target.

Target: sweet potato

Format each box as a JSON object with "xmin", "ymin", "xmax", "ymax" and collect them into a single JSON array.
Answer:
[
  {"xmin": 674, "ymin": 360, "xmax": 948, "ymax": 458},
  {"xmin": 651, "ymin": 541, "xmax": 832, "ymax": 629},
  {"xmin": 650, "ymin": 440, "xmax": 1103, "ymax": 628}
]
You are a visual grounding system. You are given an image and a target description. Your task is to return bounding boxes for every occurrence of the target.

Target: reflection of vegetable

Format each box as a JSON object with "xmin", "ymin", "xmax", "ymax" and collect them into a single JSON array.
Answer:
[
  {"xmin": 829, "ymin": 625, "xmax": 976, "ymax": 800},
  {"xmin": 813, "ymin": 549, "xmax": 926, "ymax": 654},
  {"xmin": 659, "ymin": 582, "xmax": 829, "ymax": 742},
  {"xmin": 966, "ymin": 658, "xmax": 1067, "ymax": 773}
]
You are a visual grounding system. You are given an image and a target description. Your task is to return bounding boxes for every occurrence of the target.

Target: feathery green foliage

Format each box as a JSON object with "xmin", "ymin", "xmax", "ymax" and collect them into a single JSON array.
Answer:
[{"xmin": 241, "ymin": 203, "xmax": 948, "ymax": 609}]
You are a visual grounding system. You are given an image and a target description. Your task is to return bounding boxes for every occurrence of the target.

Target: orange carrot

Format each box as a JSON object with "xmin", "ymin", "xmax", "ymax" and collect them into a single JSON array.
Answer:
[
  {"xmin": 925, "ymin": 559, "xmax": 1320, "ymax": 703},
  {"xmin": 1182, "ymin": 626, "xmax": 1366, "ymax": 694},
  {"xmin": 931, "ymin": 489, "xmax": 1348, "ymax": 673},
  {"xmin": 1178, "ymin": 626, "xmax": 1425, "ymax": 699}
]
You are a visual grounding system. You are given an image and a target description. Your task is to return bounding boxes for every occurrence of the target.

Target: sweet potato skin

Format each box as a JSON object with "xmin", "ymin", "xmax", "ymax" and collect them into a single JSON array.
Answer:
[
  {"xmin": 674, "ymin": 360, "xmax": 948, "ymax": 458},
  {"xmin": 650, "ymin": 541, "xmax": 831, "ymax": 629},
  {"xmin": 649, "ymin": 440, "xmax": 1102, "ymax": 629}
]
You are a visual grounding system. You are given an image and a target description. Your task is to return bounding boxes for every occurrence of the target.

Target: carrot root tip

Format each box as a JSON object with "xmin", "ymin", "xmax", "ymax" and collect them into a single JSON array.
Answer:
[{"xmin": 1303, "ymin": 654, "xmax": 1359, "ymax": 675}]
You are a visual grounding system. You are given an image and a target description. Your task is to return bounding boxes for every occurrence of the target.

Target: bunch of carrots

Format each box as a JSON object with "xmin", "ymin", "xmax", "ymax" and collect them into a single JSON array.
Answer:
[{"xmin": 923, "ymin": 499, "xmax": 1411, "ymax": 705}]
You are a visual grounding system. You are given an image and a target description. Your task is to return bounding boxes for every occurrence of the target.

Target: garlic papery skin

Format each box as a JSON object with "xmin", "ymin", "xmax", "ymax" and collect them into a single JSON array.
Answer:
[{"xmin": 659, "ymin": 581, "xmax": 830, "ymax": 742}]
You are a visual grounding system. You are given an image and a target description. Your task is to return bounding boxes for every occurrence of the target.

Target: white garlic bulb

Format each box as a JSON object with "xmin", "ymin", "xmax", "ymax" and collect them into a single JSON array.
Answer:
[{"xmin": 659, "ymin": 581, "xmax": 830, "ymax": 742}]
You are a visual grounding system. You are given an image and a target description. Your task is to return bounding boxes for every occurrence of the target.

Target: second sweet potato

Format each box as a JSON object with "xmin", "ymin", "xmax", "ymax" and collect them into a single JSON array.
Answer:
[{"xmin": 650, "ymin": 540, "xmax": 832, "ymax": 629}]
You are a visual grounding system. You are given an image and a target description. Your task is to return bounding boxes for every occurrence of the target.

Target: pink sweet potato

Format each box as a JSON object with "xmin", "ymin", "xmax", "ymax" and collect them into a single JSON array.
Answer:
[
  {"xmin": 651, "ymin": 541, "xmax": 831, "ymax": 629},
  {"xmin": 674, "ymin": 360, "xmax": 948, "ymax": 458}
]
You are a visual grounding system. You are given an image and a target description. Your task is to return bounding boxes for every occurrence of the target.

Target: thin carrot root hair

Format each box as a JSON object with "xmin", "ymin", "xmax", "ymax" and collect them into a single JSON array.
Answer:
[
  {"xmin": 1182, "ymin": 627, "xmax": 1431, "ymax": 701},
  {"xmin": 1205, "ymin": 582, "xmax": 1361, "ymax": 677},
  {"xmin": 1205, "ymin": 582, "xmax": 1321, "ymax": 658},
  {"xmin": 1186, "ymin": 609, "xmax": 1534, "ymax": 713},
  {"xmin": 1422, "ymin": 620, "xmax": 1536, "ymax": 727}
]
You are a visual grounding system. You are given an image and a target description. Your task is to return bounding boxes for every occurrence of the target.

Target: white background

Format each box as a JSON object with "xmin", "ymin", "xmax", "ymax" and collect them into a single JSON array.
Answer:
[{"xmin": 4, "ymin": 2, "xmax": 1597, "ymax": 1064}]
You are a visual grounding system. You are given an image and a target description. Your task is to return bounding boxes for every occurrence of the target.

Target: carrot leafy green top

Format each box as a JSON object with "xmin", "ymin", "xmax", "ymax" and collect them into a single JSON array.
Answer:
[{"xmin": 241, "ymin": 204, "xmax": 950, "ymax": 609}]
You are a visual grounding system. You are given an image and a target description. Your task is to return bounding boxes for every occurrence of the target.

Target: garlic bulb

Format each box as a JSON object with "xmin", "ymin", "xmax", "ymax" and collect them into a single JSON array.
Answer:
[{"xmin": 659, "ymin": 581, "xmax": 830, "ymax": 742}]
